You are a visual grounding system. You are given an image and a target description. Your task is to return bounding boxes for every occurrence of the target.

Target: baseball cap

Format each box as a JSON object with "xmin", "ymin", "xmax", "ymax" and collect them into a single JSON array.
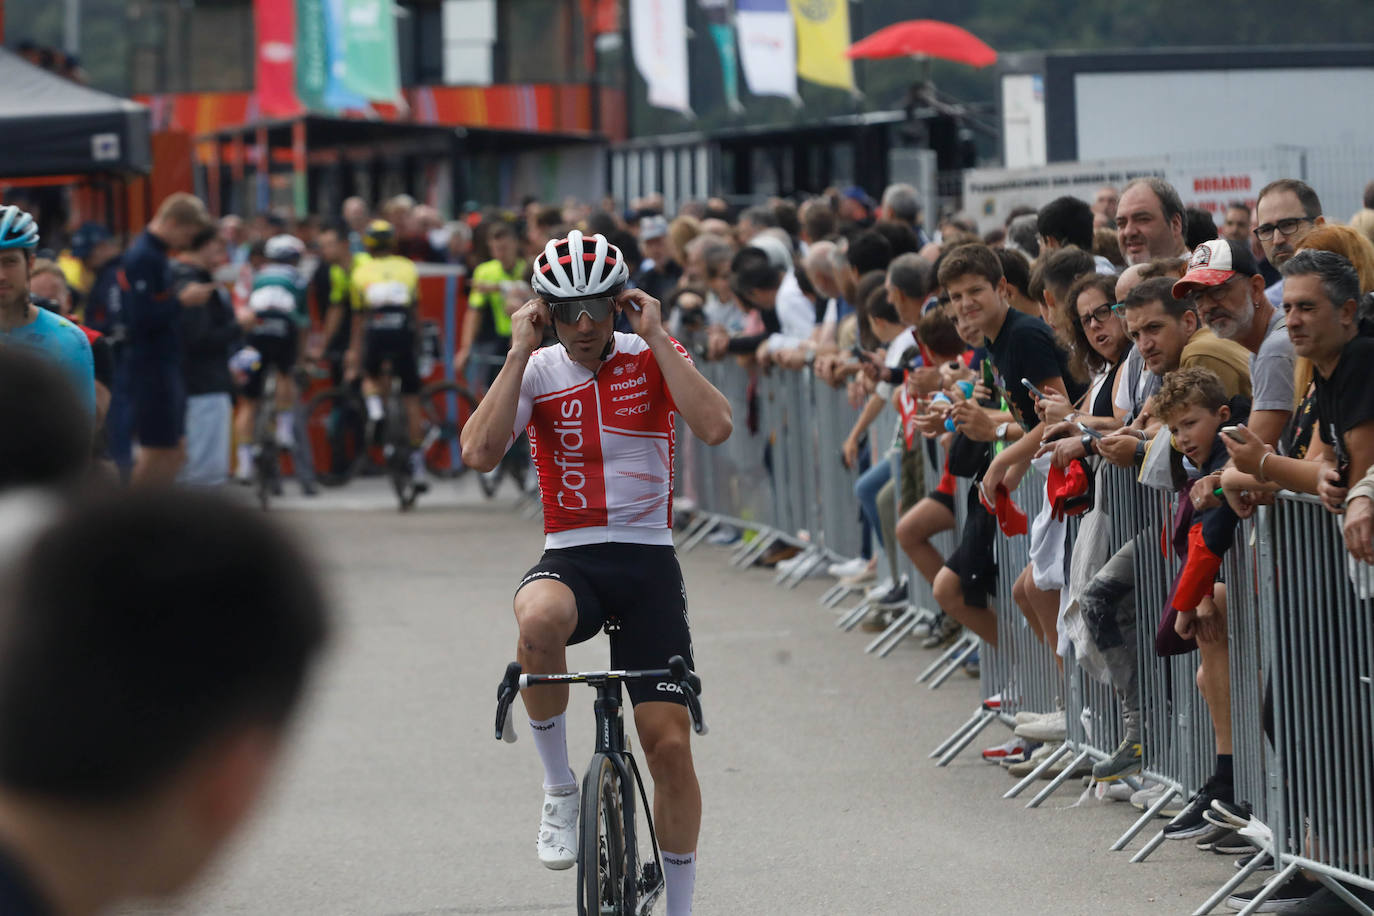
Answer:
[
  {"xmin": 639, "ymin": 215, "xmax": 669, "ymax": 241},
  {"xmin": 1173, "ymin": 238, "xmax": 1259, "ymax": 298},
  {"xmin": 841, "ymin": 185, "xmax": 874, "ymax": 209},
  {"xmin": 70, "ymin": 222, "xmax": 113, "ymax": 259}
]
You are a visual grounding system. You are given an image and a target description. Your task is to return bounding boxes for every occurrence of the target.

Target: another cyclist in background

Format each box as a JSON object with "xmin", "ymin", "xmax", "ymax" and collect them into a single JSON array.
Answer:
[
  {"xmin": 455, "ymin": 221, "xmax": 527, "ymax": 393},
  {"xmin": 347, "ymin": 219, "xmax": 428, "ymax": 490},
  {"xmin": 233, "ymin": 234, "xmax": 313, "ymax": 493},
  {"xmin": 461, "ymin": 231, "xmax": 732, "ymax": 916},
  {"xmin": 312, "ymin": 223, "xmax": 355, "ymax": 387}
]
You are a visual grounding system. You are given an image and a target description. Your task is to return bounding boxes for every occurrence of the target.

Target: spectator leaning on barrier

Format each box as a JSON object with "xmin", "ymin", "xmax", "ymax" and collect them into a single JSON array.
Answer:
[
  {"xmin": 1037, "ymin": 196, "xmax": 1119, "ymax": 277},
  {"xmin": 1115, "ymin": 177, "xmax": 1189, "ymax": 267},
  {"xmin": 171, "ymin": 227, "xmax": 240, "ymax": 488},
  {"xmin": 0, "ymin": 488, "xmax": 329, "ymax": 915},
  {"xmin": 1254, "ymin": 179, "xmax": 1325, "ymax": 310},
  {"xmin": 932, "ymin": 244, "xmax": 1084, "ymax": 648},
  {"xmin": 878, "ymin": 183, "xmax": 931, "ymax": 247},
  {"xmin": 634, "ymin": 215, "xmax": 683, "ymax": 307}
]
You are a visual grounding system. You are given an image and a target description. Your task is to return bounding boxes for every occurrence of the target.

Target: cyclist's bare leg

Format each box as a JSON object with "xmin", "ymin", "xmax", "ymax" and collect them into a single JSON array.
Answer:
[
  {"xmin": 634, "ymin": 701, "xmax": 700, "ymax": 915},
  {"xmin": 274, "ymin": 375, "xmax": 298, "ymax": 446},
  {"xmin": 233, "ymin": 398, "xmax": 258, "ymax": 478},
  {"xmin": 512, "ymin": 579, "xmax": 577, "ymax": 723},
  {"xmin": 131, "ymin": 443, "xmax": 186, "ymax": 485}
]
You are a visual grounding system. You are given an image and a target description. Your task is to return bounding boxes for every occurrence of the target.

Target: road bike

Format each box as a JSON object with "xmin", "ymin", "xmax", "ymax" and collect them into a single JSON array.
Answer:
[{"xmin": 494, "ymin": 656, "xmax": 706, "ymax": 916}]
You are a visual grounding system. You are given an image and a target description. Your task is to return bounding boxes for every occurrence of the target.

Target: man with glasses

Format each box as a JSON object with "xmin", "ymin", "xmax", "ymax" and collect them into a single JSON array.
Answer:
[
  {"xmin": 1254, "ymin": 179, "xmax": 1325, "ymax": 308},
  {"xmin": 460, "ymin": 231, "xmax": 732, "ymax": 916}
]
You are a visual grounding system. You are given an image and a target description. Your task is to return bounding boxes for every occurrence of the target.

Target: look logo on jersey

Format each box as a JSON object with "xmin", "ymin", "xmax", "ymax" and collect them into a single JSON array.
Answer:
[{"xmin": 515, "ymin": 332, "xmax": 689, "ymax": 549}]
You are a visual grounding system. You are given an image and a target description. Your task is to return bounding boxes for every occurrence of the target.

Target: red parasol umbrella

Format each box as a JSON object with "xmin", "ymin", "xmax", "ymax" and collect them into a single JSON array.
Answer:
[{"xmin": 845, "ymin": 20, "xmax": 998, "ymax": 68}]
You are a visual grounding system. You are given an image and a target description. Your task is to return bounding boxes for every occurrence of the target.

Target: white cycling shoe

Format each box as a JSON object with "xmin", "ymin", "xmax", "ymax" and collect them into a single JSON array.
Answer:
[{"xmin": 537, "ymin": 787, "xmax": 579, "ymax": 870}]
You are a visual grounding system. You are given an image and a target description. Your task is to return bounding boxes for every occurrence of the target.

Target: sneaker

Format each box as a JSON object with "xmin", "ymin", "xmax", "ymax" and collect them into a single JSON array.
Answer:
[
  {"xmin": 1210, "ymin": 830, "xmax": 1255, "ymax": 856},
  {"xmin": 859, "ymin": 606, "xmax": 897, "ymax": 633},
  {"xmin": 1092, "ymin": 738, "xmax": 1143, "ymax": 782},
  {"xmin": 827, "ymin": 556, "xmax": 869, "ymax": 579},
  {"xmin": 981, "ymin": 736, "xmax": 1034, "ymax": 763},
  {"xmin": 537, "ymin": 787, "xmax": 579, "ymax": 870},
  {"xmin": 862, "ymin": 579, "xmax": 896, "ymax": 602},
  {"xmin": 1233, "ymin": 851, "xmax": 1274, "ymax": 872},
  {"xmin": 1206, "ymin": 798, "xmax": 1253, "ymax": 831},
  {"xmin": 1285, "ymin": 884, "xmax": 1374, "ymax": 914},
  {"xmin": 921, "ymin": 615, "xmax": 962, "ymax": 650},
  {"xmin": 1014, "ymin": 709, "xmax": 1051, "ymax": 726},
  {"xmin": 1195, "ymin": 824, "xmax": 1239, "ymax": 852},
  {"xmin": 1014, "ymin": 709, "xmax": 1067, "ymax": 742},
  {"xmin": 1045, "ymin": 752, "xmax": 1093, "ymax": 779},
  {"xmin": 874, "ymin": 579, "xmax": 909, "ymax": 610},
  {"xmin": 705, "ymin": 526, "xmax": 741, "ymax": 546},
  {"xmin": 912, "ymin": 616, "xmax": 936, "ymax": 639},
  {"xmin": 1006, "ymin": 741, "xmax": 1061, "ymax": 777},
  {"xmin": 1164, "ymin": 781, "xmax": 1225, "ymax": 840},
  {"xmin": 1102, "ymin": 781, "xmax": 1136, "ymax": 802},
  {"xmin": 1131, "ymin": 781, "xmax": 1184, "ymax": 817},
  {"xmin": 1224, "ymin": 872, "xmax": 1324, "ymax": 912},
  {"xmin": 962, "ymin": 649, "xmax": 980, "ymax": 677},
  {"xmin": 839, "ymin": 564, "xmax": 878, "ymax": 587},
  {"xmin": 753, "ymin": 543, "xmax": 801, "ymax": 568},
  {"xmin": 981, "ymin": 693, "xmax": 1002, "ymax": 711}
]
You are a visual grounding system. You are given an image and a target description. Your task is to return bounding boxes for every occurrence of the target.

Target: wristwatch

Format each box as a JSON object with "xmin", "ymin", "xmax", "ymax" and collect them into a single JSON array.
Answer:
[
  {"xmin": 995, "ymin": 421, "xmax": 1011, "ymax": 442},
  {"xmin": 1080, "ymin": 433, "xmax": 1096, "ymax": 454}
]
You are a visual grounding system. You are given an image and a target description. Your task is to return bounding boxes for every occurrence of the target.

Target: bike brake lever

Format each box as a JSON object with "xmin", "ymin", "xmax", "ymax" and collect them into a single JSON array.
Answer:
[{"xmin": 495, "ymin": 662, "xmax": 522, "ymax": 743}]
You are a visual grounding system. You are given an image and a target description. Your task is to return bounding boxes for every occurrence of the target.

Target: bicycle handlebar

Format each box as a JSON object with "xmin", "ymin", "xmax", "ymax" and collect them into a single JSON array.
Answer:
[{"xmin": 494, "ymin": 655, "xmax": 708, "ymax": 740}]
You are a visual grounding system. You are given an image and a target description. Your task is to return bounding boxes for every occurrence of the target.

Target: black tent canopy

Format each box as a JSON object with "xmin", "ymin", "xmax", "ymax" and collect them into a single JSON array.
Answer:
[{"xmin": 0, "ymin": 48, "xmax": 151, "ymax": 177}]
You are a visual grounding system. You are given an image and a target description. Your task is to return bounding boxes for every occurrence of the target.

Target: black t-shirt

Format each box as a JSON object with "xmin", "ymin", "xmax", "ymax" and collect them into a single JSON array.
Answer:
[
  {"xmin": 984, "ymin": 307, "xmax": 1086, "ymax": 429},
  {"xmin": 1314, "ymin": 336, "xmax": 1374, "ymax": 482}
]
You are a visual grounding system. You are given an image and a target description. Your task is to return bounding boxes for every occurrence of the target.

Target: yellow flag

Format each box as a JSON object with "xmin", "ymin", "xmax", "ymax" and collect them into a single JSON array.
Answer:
[{"xmin": 788, "ymin": 0, "xmax": 855, "ymax": 91}]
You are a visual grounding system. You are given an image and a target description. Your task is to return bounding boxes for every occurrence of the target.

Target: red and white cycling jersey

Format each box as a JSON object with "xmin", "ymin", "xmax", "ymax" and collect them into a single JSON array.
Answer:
[{"xmin": 511, "ymin": 332, "xmax": 689, "ymax": 548}]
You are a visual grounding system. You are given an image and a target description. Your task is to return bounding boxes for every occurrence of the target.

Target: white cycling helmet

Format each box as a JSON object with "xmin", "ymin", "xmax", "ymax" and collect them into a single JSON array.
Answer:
[
  {"xmin": 531, "ymin": 230, "xmax": 629, "ymax": 303},
  {"xmin": 264, "ymin": 234, "xmax": 305, "ymax": 263}
]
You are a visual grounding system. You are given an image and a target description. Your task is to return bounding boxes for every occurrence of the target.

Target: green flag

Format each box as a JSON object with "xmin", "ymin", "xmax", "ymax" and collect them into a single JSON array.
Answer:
[
  {"xmin": 295, "ymin": 0, "xmax": 328, "ymax": 111},
  {"xmin": 336, "ymin": 0, "xmax": 400, "ymax": 103}
]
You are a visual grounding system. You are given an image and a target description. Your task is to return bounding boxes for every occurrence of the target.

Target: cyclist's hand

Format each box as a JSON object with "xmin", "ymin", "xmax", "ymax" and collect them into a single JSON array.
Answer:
[
  {"xmin": 618, "ymin": 289, "xmax": 664, "ymax": 343},
  {"xmin": 510, "ymin": 299, "xmax": 549, "ymax": 355}
]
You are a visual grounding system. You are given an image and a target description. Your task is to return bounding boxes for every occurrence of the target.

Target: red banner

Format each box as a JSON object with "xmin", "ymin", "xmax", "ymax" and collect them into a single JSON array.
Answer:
[{"xmin": 254, "ymin": 0, "xmax": 301, "ymax": 117}]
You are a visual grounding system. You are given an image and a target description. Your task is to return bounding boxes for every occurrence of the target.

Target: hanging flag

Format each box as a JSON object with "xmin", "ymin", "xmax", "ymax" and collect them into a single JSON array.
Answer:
[
  {"xmin": 327, "ymin": 0, "xmax": 402, "ymax": 106},
  {"xmin": 696, "ymin": 0, "xmax": 743, "ymax": 113},
  {"xmin": 295, "ymin": 0, "xmax": 328, "ymax": 111},
  {"xmin": 629, "ymin": 0, "xmax": 692, "ymax": 114},
  {"xmin": 253, "ymin": 0, "xmax": 302, "ymax": 117},
  {"xmin": 321, "ymin": 0, "xmax": 371, "ymax": 110},
  {"xmin": 787, "ymin": 0, "xmax": 854, "ymax": 91},
  {"xmin": 735, "ymin": 0, "xmax": 796, "ymax": 101}
]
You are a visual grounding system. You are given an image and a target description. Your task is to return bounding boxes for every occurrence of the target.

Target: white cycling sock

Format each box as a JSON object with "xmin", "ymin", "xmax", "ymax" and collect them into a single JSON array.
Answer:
[
  {"xmin": 236, "ymin": 444, "xmax": 253, "ymax": 475},
  {"xmin": 365, "ymin": 394, "xmax": 385, "ymax": 422},
  {"xmin": 529, "ymin": 714, "xmax": 576, "ymax": 791},
  {"xmin": 275, "ymin": 411, "xmax": 295, "ymax": 447},
  {"xmin": 661, "ymin": 850, "xmax": 695, "ymax": 916}
]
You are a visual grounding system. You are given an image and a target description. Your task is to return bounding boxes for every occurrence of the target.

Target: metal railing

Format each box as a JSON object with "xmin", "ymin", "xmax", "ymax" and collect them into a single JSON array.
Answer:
[{"xmin": 672, "ymin": 359, "xmax": 1374, "ymax": 914}]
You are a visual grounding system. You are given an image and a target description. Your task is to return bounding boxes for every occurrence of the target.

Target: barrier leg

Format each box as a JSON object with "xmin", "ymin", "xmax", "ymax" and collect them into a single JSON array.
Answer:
[
  {"xmin": 928, "ymin": 707, "xmax": 997, "ymax": 760},
  {"xmin": 917, "ymin": 632, "xmax": 976, "ymax": 684},
  {"xmin": 775, "ymin": 547, "xmax": 823, "ymax": 587},
  {"xmin": 1312, "ymin": 875, "xmax": 1374, "ymax": 916},
  {"xmin": 935, "ymin": 709, "xmax": 1001, "ymax": 767},
  {"xmin": 820, "ymin": 580, "xmax": 865, "ymax": 608},
  {"xmin": 1110, "ymin": 785, "xmax": 1181, "ymax": 851},
  {"xmin": 676, "ymin": 515, "xmax": 714, "ymax": 551},
  {"xmin": 1128, "ymin": 828, "xmax": 1169, "ymax": 864},
  {"xmin": 876, "ymin": 612, "xmax": 930, "ymax": 657},
  {"xmin": 732, "ymin": 531, "xmax": 778, "ymax": 568},
  {"xmin": 1191, "ymin": 847, "xmax": 1273, "ymax": 915},
  {"xmin": 929, "ymin": 637, "xmax": 980, "ymax": 689},
  {"xmin": 1234, "ymin": 862, "xmax": 1301, "ymax": 916},
  {"xmin": 1004, "ymin": 743, "xmax": 1073, "ymax": 799},
  {"xmin": 1026, "ymin": 749, "xmax": 1092, "ymax": 808},
  {"xmin": 864, "ymin": 607, "xmax": 916, "ymax": 654},
  {"xmin": 835, "ymin": 600, "xmax": 873, "ymax": 631}
]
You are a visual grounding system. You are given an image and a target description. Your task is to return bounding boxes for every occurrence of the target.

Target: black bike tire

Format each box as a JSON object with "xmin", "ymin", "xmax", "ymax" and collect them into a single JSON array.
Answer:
[
  {"xmin": 418, "ymin": 380, "xmax": 478, "ymax": 479},
  {"xmin": 303, "ymin": 387, "xmax": 367, "ymax": 487},
  {"xmin": 580, "ymin": 754, "xmax": 628, "ymax": 916}
]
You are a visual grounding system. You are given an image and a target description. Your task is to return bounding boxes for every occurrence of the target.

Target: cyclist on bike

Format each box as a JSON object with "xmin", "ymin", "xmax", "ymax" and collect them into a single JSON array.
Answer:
[
  {"xmin": 461, "ymin": 230, "xmax": 732, "ymax": 916},
  {"xmin": 347, "ymin": 219, "xmax": 427, "ymax": 491},
  {"xmin": 233, "ymin": 234, "xmax": 313, "ymax": 493}
]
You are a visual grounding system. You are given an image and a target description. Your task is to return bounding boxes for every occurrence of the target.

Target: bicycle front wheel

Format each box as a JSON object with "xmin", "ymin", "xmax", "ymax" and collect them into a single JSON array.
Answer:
[
  {"xmin": 579, "ymin": 754, "xmax": 631, "ymax": 916},
  {"xmin": 303, "ymin": 386, "xmax": 367, "ymax": 487}
]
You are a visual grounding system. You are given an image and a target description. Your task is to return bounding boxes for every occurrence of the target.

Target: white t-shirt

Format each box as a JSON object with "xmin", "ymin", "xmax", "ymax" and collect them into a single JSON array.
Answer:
[{"xmin": 765, "ymin": 271, "xmax": 818, "ymax": 352}]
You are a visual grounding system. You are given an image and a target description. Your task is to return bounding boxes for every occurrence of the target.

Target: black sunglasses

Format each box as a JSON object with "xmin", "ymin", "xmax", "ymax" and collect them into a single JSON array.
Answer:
[{"xmin": 1077, "ymin": 303, "xmax": 1117, "ymax": 327}]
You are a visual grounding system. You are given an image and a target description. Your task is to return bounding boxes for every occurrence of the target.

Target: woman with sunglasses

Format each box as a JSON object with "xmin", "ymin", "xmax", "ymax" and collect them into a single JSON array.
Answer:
[{"xmin": 460, "ymin": 230, "xmax": 731, "ymax": 916}]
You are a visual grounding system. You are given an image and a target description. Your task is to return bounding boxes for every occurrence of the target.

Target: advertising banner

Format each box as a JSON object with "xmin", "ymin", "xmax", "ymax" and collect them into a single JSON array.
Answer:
[
  {"xmin": 736, "ymin": 0, "xmax": 796, "ymax": 101},
  {"xmin": 630, "ymin": 0, "xmax": 692, "ymax": 114},
  {"xmin": 787, "ymin": 0, "xmax": 853, "ymax": 91},
  {"xmin": 254, "ymin": 0, "xmax": 301, "ymax": 116}
]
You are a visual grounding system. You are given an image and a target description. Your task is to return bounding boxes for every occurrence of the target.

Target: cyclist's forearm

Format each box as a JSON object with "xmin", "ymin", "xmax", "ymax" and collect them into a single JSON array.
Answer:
[
  {"xmin": 648, "ymin": 333, "xmax": 732, "ymax": 446},
  {"xmin": 461, "ymin": 348, "xmax": 530, "ymax": 470}
]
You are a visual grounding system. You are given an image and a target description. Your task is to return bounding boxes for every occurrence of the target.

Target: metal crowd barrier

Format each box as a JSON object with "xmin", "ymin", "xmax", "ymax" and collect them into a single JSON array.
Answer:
[{"xmin": 675, "ymin": 360, "xmax": 1374, "ymax": 915}]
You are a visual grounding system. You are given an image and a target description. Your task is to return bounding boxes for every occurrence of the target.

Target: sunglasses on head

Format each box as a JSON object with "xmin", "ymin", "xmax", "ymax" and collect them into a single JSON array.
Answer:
[{"xmin": 548, "ymin": 297, "xmax": 616, "ymax": 324}]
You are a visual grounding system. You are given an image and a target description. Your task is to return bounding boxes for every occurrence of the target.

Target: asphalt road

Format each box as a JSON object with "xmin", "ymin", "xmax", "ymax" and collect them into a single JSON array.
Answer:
[{"xmin": 122, "ymin": 478, "xmax": 1249, "ymax": 916}]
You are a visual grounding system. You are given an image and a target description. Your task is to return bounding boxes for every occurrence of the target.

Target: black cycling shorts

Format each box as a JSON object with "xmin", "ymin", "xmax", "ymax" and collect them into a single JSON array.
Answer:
[
  {"xmin": 363, "ymin": 312, "xmax": 420, "ymax": 394},
  {"xmin": 516, "ymin": 542, "xmax": 694, "ymax": 708},
  {"xmin": 243, "ymin": 311, "xmax": 299, "ymax": 399}
]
